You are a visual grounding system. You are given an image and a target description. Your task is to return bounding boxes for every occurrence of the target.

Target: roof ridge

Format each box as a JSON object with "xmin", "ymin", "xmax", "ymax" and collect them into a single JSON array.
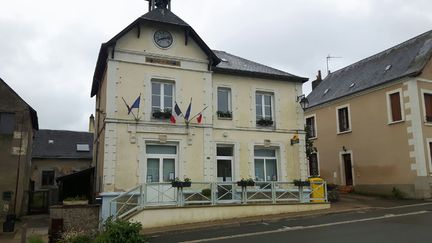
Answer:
[
  {"xmin": 326, "ymin": 29, "xmax": 432, "ymax": 78},
  {"xmin": 38, "ymin": 129, "xmax": 92, "ymax": 134}
]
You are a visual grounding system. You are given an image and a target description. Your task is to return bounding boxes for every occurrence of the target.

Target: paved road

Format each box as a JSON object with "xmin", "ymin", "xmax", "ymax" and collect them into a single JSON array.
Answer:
[{"xmin": 149, "ymin": 202, "xmax": 432, "ymax": 243}]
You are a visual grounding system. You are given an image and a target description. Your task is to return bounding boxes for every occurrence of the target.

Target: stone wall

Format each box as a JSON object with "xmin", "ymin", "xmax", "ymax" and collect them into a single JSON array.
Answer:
[{"xmin": 50, "ymin": 204, "xmax": 100, "ymax": 234}]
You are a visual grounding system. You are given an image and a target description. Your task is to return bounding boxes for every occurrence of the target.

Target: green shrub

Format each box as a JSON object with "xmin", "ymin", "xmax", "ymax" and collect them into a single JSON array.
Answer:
[
  {"xmin": 28, "ymin": 235, "xmax": 45, "ymax": 243},
  {"xmin": 201, "ymin": 188, "xmax": 211, "ymax": 197},
  {"xmin": 391, "ymin": 187, "xmax": 404, "ymax": 199},
  {"xmin": 97, "ymin": 218, "xmax": 147, "ymax": 243}
]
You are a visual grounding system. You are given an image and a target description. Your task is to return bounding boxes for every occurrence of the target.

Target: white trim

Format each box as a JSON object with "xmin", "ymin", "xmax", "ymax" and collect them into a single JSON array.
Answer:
[
  {"xmin": 215, "ymin": 144, "xmax": 235, "ymax": 182},
  {"xmin": 305, "ymin": 114, "xmax": 317, "ymax": 139},
  {"xmin": 426, "ymin": 138, "xmax": 432, "ymax": 173},
  {"xmin": 420, "ymin": 89, "xmax": 432, "ymax": 124},
  {"xmin": 386, "ymin": 88, "xmax": 405, "ymax": 124},
  {"xmin": 143, "ymin": 142, "xmax": 179, "ymax": 183},
  {"xmin": 255, "ymin": 91, "xmax": 276, "ymax": 128},
  {"xmin": 336, "ymin": 104, "xmax": 352, "ymax": 134},
  {"xmin": 151, "ymin": 79, "xmax": 175, "ymax": 112},
  {"xmin": 339, "ymin": 151, "xmax": 355, "ymax": 186}
]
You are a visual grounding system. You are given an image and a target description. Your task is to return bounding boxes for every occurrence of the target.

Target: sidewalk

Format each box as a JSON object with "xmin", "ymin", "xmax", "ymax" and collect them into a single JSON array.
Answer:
[
  {"xmin": 143, "ymin": 193, "xmax": 428, "ymax": 234},
  {"xmin": 0, "ymin": 214, "xmax": 49, "ymax": 243}
]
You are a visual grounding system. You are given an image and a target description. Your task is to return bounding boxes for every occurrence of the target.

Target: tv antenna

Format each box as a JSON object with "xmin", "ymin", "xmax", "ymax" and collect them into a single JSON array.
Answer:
[{"xmin": 326, "ymin": 54, "xmax": 342, "ymax": 74}]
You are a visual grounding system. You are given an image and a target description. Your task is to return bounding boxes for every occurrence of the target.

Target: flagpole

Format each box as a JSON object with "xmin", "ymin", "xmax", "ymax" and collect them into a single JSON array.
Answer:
[
  {"xmin": 189, "ymin": 106, "xmax": 208, "ymax": 121},
  {"xmin": 121, "ymin": 97, "xmax": 138, "ymax": 120}
]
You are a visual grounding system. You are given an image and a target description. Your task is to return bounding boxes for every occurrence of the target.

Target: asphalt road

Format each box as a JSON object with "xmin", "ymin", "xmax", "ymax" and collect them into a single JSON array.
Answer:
[{"xmin": 149, "ymin": 202, "xmax": 432, "ymax": 243}]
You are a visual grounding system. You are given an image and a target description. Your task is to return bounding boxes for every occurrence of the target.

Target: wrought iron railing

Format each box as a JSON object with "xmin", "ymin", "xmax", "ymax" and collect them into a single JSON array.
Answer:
[{"xmin": 109, "ymin": 181, "xmax": 327, "ymax": 219}]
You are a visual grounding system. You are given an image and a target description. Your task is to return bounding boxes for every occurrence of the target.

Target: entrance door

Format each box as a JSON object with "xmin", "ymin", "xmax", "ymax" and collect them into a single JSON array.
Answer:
[
  {"xmin": 216, "ymin": 146, "xmax": 234, "ymax": 200},
  {"xmin": 217, "ymin": 160, "xmax": 232, "ymax": 182},
  {"xmin": 342, "ymin": 153, "xmax": 353, "ymax": 186}
]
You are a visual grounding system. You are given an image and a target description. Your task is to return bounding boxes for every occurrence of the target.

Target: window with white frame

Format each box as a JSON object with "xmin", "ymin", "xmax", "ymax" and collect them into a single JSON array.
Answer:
[
  {"xmin": 337, "ymin": 105, "xmax": 351, "ymax": 133},
  {"xmin": 305, "ymin": 115, "xmax": 317, "ymax": 138},
  {"xmin": 217, "ymin": 87, "xmax": 232, "ymax": 118},
  {"xmin": 254, "ymin": 148, "xmax": 277, "ymax": 181},
  {"xmin": 146, "ymin": 145, "xmax": 176, "ymax": 182},
  {"xmin": 256, "ymin": 92, "xmax": 274, "ymax": 126},
  {"xmin": 387, "ymin": 90, "xmax": 403, "ymax": 123},
  {"xmin": 151, "ymin": 80, "xmax": 174, "ymax": 118}
]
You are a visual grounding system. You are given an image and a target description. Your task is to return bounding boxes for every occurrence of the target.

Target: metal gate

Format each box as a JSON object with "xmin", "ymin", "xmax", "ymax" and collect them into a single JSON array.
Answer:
[{"xmin": 28, "ymin": 190, "xmax": 49, "ymax": 214}]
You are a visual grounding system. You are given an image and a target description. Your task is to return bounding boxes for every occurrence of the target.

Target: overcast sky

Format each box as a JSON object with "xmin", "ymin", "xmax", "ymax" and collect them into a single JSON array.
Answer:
[{"xmin": 1, "ymin": 0, "xmax": 432, "ymax": 131}]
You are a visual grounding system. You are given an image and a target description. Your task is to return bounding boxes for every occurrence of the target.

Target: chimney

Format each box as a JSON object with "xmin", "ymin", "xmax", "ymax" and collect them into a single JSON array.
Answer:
[
  {"xmin": 89, "ymin": 114, "xmax": 95, "ymax": 133},
  {"xmin": 312, "ymin": 70, "xmax": 322, "ymax": 90}
]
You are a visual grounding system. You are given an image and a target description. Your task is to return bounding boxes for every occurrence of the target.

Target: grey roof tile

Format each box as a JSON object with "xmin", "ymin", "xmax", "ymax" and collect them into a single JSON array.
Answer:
[
  {"xmin": 32, "ymin": 130, "xmax": 93, "ymax": 159},
  {"xmin": 213, "ymin": 50, "xmax": 308, "ymax": 82},
  {"xmin": 307, "ymin": 30, "xmax": 432, "ymax": 108}
]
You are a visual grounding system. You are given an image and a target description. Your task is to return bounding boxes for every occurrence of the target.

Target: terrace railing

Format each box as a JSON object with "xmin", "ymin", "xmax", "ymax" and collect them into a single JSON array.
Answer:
[{"xmin": 109, "ymin": 180, "xmax": 327, "ymax": 219}]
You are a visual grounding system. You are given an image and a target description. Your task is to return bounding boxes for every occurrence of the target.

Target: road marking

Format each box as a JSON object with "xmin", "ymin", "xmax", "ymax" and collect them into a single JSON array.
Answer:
[
  {"xmin": 181, "ymin": 211, "xmax": 429, "ymax": 243},
  {"xmin": 380, "ymin": 202, "xmax": 432, "ymax": 210}
]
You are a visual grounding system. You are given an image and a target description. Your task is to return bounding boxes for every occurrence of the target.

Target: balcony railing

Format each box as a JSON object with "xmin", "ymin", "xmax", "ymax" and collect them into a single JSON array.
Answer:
[{"xmin": 109, "ymin": 181, "xmax": 327, "ymax": 219}]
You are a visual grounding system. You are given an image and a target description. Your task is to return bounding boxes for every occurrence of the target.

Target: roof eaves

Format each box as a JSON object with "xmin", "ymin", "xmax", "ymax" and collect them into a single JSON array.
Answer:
[{"xmin": 213, "ymin": 67, "xmax": 308, "ymax": 83}]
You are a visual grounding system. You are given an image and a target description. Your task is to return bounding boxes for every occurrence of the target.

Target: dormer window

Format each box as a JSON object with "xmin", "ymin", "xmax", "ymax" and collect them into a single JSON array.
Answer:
[{"xmin": 77, "ymin": 144, "xmax": 90, "ymax": 152}]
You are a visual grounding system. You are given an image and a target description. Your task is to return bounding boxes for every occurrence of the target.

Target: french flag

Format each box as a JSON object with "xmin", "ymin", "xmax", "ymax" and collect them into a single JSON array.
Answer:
[{"xmin": 170, "ymin": 103, "xmax": 182, "ymax": 124}]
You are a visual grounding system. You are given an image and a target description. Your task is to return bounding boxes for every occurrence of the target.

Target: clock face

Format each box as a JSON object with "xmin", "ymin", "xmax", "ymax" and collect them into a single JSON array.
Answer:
[{"xmin": 154, "ymin": 30, "xmax": 173, "ymax": 48}]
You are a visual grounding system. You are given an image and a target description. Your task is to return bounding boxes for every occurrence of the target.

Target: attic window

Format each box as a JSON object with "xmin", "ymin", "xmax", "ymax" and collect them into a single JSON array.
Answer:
[
  {"xmin": 385, "ymin": 65, "xmax": 392, "ymax": 71},
  {"xmin": 221, "ymin": 58, "xmax": 228, "ymax": 62},
  {"xmin": 349, "ymin": 83, "xmax": 356, "ymax": 88},
  {"xmin": 324, "ymin": 88, "xmax": 330, "ymax": 95},
  {"xmin": 77, "ymin": 144, "xmax": 90, "ymax": 152},
  {"xmin": 48, "ymin": 140, "xmax": 54, "ymax": 144}
]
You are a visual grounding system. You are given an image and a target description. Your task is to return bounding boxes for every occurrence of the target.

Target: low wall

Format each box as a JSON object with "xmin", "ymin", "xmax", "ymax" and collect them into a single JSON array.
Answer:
[
  {"xmin": 130, "ymin": 203, "xmax": 329, "ymax": 229},
  {"xmin": 50, "ymin": 204, "xmax": 100, "ymax": 234}
]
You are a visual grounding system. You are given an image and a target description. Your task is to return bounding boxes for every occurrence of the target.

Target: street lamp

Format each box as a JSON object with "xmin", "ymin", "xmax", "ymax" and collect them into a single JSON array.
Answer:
[{"xmin": 297, "ymin": 95, "xmax": 309, "ymax": 110}]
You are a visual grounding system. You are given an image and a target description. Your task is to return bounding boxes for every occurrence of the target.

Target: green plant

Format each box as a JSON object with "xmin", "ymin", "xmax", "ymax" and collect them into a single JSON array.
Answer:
[
  {"xmin": 201, "ymin": 188, "xmax": 211, "ymax": 197},
  {"xmin": 97, "ymin": 217, "xmax": 147, "ymax": 243},
  {"xmin": 391, "ymin": 187, "xmax": 404, "ymax": 199},
  {"xmin": 28, "ymin": 235, "xmax": 45, "ymax": 243},
  {"xmin": 184, "ymin": 178, "xmax": 191, "ymax": 182},
  {"xmin": 152, "ymin": 108, "xmax": 172, "ymax": 119},
  {"xmin": 216, "ymin": 110, "xmax": 232, "ymax": 118},
  {"xmin": 63, "ymin": 196, "xmax": 87, "ymax": 201},
  {"xmin": 256, "ymin": 118, "xmax": 273, "ymax": 126}
]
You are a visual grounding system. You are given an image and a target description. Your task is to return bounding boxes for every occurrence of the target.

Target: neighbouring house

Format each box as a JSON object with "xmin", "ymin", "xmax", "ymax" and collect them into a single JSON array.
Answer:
[
  {"xmin": 31, "ymin": 129, "xmax": 93, "ymax": 209},
  {"xmin": 0, "ymin": 78, "xmax": 39, "ymax": 218},
  {"xmin": 90, "ymin": 1, "xmax": 318, "ymax": 224},
  {"xmin": 305, "ymin": 30, "xmax": 432, "ymax": 199}
]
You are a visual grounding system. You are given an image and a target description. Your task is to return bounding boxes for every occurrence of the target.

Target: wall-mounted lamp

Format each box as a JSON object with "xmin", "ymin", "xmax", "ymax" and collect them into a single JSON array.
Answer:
[
  {"xmin": 342, "ymin": 146, "xmax": 347, "ymax": 152},
  {"xmin": 290, "ymin": 134, "xmax": 300, "ymax": 145},
  {"xmin": 296, "ymin": 95, "xmax": 309, "ymax": 110}
]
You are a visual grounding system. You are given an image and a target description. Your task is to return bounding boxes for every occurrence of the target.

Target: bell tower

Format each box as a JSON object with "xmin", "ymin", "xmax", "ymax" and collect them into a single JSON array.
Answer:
[{"xmin": 147, "ymin": 0, "xmax": 171, "ymax": 11}]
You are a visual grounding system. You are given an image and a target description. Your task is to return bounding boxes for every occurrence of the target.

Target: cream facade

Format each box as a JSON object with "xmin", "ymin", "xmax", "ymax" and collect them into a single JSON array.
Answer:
[
  {"xmin": 305, "ymin": 31, "xmax": 432, "ymax": 198},
  {"xmin": 91, "ymin": 4, "xmax": 309, "ymax": 216}
]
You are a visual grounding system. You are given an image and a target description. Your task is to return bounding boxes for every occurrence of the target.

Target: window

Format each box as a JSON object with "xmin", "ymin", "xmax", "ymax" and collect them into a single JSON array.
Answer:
[
  {"xmin": 41, "ymin": 170, "xmax": 55, "ymax": 186},
  {"xmin": 146, "ymin": 145, "xmax": 176, "ymax": 182},
  {"xmin": 387, "ymin": 90, "xmax": 403, "ymax": 123},
  {"xmin": 151, "ymin": 80, "xmax": 174, "ymax": 117},
  {"xmin": 216, "ymin": 145, "xmax": 233, "ymax": 182},
  {"xmin": 76, "ymin": 144, "xmax": 90, "ymax": 152},
  {"xmin": 305, "ymin": 115, "xmax": 316, "ymax": 138},
  {"xmin": 309, "ymin": 153, "xmax": 319, "ymax": 176},
  {"xmin": 217, "ymin": 88, "xmax": 232, "ymax": 118},
  {"xmin": 256, "ymin": 92, "xmax": 273, "ymax": 125},
  {"xmin": 254, "ymin": 148, "xmax": 277, "ymax": 181},
  {"xmin": 0, "ymin": 112, "xmax": 15, "ymax": 134},
  {"xmin": 337, "ymin": 105, "xmax": 351, "ymax": 133},
  {"xmin": 424, "ymin": 93, "xmax": 432, "ymax": 122}
]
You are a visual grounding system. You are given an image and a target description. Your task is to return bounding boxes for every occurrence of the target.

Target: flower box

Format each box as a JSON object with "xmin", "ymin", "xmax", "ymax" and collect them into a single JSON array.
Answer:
[
  {"xmin": 237, "ymin": 180, "xmax": 255, "ymax": 187},
  {"xmin": 63, "ymin": 200, "xmax": 89, "ymax": 206},
  {"xmin": 293, "ymin": 180, "xmax": 310, "ymax": 187},
  {"xmin": 171, "ymin": 181, "xmax": 191, "ymax": 188},
  {"xmin": 256, "ymin": 119, "xmax": 274, "ymax": 127}
]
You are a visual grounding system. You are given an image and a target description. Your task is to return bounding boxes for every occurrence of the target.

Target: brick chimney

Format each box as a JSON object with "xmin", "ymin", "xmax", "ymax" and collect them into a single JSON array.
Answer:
[
  {"xmin": 89, "ymin": 114, "xmax": 95, "ymax": 133},
  {"xmin": 312, "ymin": 70, "xmax": 322, "ymax": 90}
]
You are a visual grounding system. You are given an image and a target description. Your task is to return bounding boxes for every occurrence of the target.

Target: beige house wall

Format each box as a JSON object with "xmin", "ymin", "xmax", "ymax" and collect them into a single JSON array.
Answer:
[
  {"xmin": 31, "ymin": 159, "xmax": 92, "ymax": 190},
  {"xmin": 306, "ymin": 81, "xmax": 419, "ymax": 196},
  {"xmin": 96, "ymin": 22, "xmax": 306, "ymax": 194}
]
